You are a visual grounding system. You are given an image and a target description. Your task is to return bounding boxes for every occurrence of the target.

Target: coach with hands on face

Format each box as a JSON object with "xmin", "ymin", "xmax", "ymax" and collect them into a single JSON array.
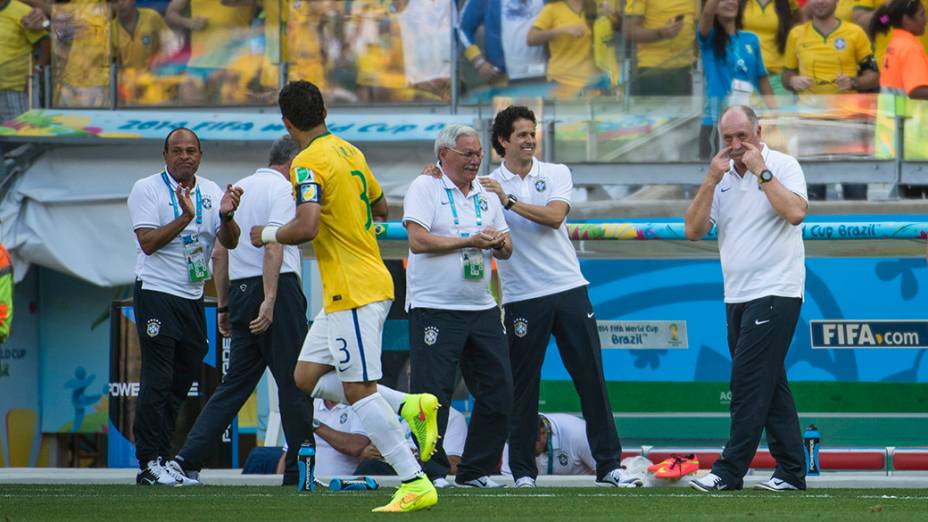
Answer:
[
  {"xmin": 172, "ymin": 136, "xmax": 313, "ymax": 486},
  {"xmin": 477, "ymin": 105, "xmax": 641, "ymax": 489},
  {"xmin": 685, "ymin": 105, "xmax": 808, "ymax": 493},
  {"xmin": 128, "ymin": 128, "xmax": 243, "ymax": 486},
  {"xmin": 403, "ymin": 124, "xmax": 514, "ymax": 488}
]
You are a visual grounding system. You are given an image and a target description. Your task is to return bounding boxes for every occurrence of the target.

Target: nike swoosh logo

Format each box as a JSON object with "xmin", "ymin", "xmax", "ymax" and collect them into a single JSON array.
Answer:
[
  {"xmin": 587, "ymin": 313, "xmax": 595, "ymax": 318},
  {"xmin": 755, "ymin": 319, "xmax": 770, "ymax": 325},
  {"xmin": 440, "ymin": 201, "xmax": 450, "ymax": 205},
  {"xmin": 398, "ymin": 493, "xmax": 419, "ymax": 509},
  {"xmin": 417, "ymin": 400, "xmax": 426, "ymax": 421},
  {"xmin": 720, "ymin": 187, "xmax": 731, "ymax": 192}
]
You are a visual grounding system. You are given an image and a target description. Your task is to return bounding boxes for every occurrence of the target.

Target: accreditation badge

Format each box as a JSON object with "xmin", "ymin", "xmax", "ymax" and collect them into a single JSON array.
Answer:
[
  {"xmin": 182, "ymin": 235, "xmax": 210, "ymax": 283},
  {"xmin": 459, "ymin": 232, "xmax": 485, "ymax": 280}
]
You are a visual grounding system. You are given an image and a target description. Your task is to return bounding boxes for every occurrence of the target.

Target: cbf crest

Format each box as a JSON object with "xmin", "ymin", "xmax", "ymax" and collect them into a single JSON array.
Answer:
[
  {"xmin": 478, "ymin": 196, "xmax": 489, "ymax": 212},
  {"xmin": 514, "ymin": 317, "xmax": 528, "ymax": 338},
  {"xmin": 146, "ymin": 318, "xmax": 162, "ymax": 338},
  {"xmin": 201, "ymin": 195, "xmax": 212, "ymax": 209},
  {"xmin": 339, "ymin": 412, "xmax": 349, "ymax": 424},
  {"xmin": 534, "ymin": 179, "xmax": 547, "ymax": 192},
  {"xmin": 558, "ymin": 453, "xmax": 568, "ymax": 467},
  {"xmin": 424, "ymin": 326, "xmax": 439, "ymax": 346}
]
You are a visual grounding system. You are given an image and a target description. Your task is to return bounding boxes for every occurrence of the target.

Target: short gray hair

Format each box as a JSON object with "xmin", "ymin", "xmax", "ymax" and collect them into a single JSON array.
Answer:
[
  {"xmin": 434, "ymin": 124, "xmax": 480, "ymax": 158},
  {"xmin": 268, "ymin": 135, "xmax": 301, "ymax": 166}
]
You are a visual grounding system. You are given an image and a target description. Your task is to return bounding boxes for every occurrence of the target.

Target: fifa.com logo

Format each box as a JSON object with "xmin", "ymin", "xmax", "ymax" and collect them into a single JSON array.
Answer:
[{"xmin": 812, "ymin": 321, "xmax": 925, "ymax": 348}]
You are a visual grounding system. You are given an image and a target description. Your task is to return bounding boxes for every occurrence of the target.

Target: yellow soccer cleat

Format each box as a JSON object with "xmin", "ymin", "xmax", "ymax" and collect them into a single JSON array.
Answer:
[
  {"xmin": 372, "ymin": 475, "xmax": 438, "ymax": 513},
  {"xmin": 400, "ymin": 393, "xmax": 440, "ymax": 462}
]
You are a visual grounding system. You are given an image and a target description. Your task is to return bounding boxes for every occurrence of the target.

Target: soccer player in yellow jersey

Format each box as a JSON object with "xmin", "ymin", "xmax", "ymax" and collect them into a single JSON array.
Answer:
[
  {"xmin": 782, "ymin": 0, "xmax": 879, "ymax": 98},
  {"xmin": 250, "ymin": 81, "xmax": 438, "ymax": 513}
]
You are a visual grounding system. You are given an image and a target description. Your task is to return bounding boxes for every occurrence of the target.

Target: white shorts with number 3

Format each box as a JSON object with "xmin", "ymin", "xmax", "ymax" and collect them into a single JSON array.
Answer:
[{"xmin": 298, "ymin": 300, "xmax": 391, "ymax": 383}]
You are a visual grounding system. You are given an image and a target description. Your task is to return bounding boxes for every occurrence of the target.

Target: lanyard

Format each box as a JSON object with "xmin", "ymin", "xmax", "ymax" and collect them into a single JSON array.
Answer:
[
  {"xmin": 162, "ymin": 171, "xmax": 202, "ymax": 225},
  {"xmin": 444, "ymin": 188, "xmax": 482, "ymax": 228}
]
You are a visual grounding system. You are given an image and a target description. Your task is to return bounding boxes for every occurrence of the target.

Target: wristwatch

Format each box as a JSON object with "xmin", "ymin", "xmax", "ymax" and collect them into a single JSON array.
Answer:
[
  {"xmin": 505, "ymin": 194, "xmax": 518, "ymax": 210},
  {"xmin": 222, "ymin": 210, "xmax": 235, "ymax": 222},
  {"xmin": 759, "ymin": 169, "xmax": 774, "ymax": 184},
  {"xmin": 312, "ymin": 418, "xmax": 322, "ymax": 431}
]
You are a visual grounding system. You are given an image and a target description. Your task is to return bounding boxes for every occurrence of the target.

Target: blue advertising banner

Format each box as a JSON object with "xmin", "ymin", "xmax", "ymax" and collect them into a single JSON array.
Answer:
[
  {"xmin": 1, "ymin": 110, "xmax": 473, "ymax": 142},
  {"xmin": 540, "ymin": 257, "xmax": 928, "ymax": 384}
]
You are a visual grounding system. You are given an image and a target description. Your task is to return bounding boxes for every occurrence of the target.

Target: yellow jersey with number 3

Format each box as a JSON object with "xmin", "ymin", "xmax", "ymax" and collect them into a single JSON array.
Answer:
[{"xmin": 290, "ymin": 132, "xmax": 394, "ymax": 313}]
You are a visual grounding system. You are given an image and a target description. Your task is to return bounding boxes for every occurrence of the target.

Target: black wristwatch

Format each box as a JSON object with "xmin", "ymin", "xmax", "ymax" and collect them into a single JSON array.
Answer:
[
  {"xmin": 759, "ymin": 169, "xmax": 774, "ymax": 184},
  {"xmin": 222, "ymin": 210, "xmax": 235, "ymax": 222},
  {"xmin": 312, "ymin": 418, "xmax": 322, "ymax": 431},
  {"xmin": 504, "ymin": 194, "xmax": 518, "ymax": 210},
  {"xmin": 217, "ymin": 305, "xmax": 229, "ymax": 313}
]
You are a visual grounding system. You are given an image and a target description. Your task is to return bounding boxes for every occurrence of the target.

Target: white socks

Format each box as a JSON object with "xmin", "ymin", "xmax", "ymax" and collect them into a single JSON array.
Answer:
[
  {"xmin": 310, "ymin": 372, "xmax": 347, "ymax": 403},
  {"xmin": 376, "ymin": 385, "xmax": 408, "ymax": 413},
  {"xmin": 310, "ymin": 372, "xmax": 408, "ymax": 414},
  {"xmin": 352, "ymin": 393, "xmax": 422, "ymax": 481}
]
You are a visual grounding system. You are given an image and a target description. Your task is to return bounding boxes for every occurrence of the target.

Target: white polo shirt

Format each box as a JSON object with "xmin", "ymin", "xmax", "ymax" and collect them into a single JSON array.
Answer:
[
  {"xmin": 128, "ymin": 171, "xmax": 224, "ymax": 299},
  {"xmin": 402, "ymin": 168, "xmax": 509, "ymax": 311},
  {"xmin": 313, "ymin": 398, "xmax": 365, "ymax": 477},
  {"xmin": 501, "ymin": 413, "xmax": 595, "ymax": 476},
  {"xmin": 710, "ymin": 144, "xmax": 807, "ymax": 303},
  {"xmin": 228, "ymin": 168, "xmax": 300, "ymax": 281},
  {"xmin": 491, "ymin": 159, "xmax": 588, "ymax": 304}
]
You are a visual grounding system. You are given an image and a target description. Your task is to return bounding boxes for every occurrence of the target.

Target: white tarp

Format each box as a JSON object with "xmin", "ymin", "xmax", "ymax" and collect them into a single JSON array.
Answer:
[{"xmin": 0, "ymin": 142, "xmax": 435, "ymax": 287}]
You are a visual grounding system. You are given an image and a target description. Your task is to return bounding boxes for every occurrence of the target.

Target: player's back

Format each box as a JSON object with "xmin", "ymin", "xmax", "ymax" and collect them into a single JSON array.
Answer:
[{"xmin": 290, "ymin": 132, "xmax": 393, "ymax": 313}]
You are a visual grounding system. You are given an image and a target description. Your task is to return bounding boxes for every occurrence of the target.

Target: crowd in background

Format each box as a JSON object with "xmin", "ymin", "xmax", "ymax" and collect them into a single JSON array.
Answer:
[{"xmin": 2, "ymin": 0, "xmax": 927, "ymax": 110}]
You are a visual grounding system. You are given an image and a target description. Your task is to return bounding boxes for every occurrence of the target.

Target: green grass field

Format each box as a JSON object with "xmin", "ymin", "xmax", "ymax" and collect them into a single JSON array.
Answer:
[{"xmin": 2, "ymin": 486, "xmax": 928, "ymax": 521}]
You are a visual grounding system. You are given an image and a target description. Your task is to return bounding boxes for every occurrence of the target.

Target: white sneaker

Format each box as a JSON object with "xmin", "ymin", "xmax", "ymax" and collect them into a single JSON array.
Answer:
[
  {"xmin": 455, "ymin": 475, "xmax": 504, "ymax": 488},
  {"xmin": 136, "ymin": 458, "xmax": 179, "ymax": 486},
  {"xmin": 162, "ymin": 459, "xmax": 202, "ymax": 486},
  {"xmin": 689, "ymin": 472, "xmax": 731, "ymax": 492},
  {"xmin": 514, "ymin": 477, "xmax": 536, "ymax": 488},
  {"xmin": 432, "ymin": 477, "xmax": 452, "ymax": 488},
  {"xmin": 596, "ymin": 467, "xmax": 643, "ymax": 488},
  {"xmin": 753, "ymin": 477, "xmax": 800, "ymax": 492}
]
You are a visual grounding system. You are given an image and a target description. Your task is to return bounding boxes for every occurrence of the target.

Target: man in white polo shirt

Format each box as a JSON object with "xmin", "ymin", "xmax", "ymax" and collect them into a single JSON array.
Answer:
[
  {"xmin": 128, "ymin": 128, "xmax": 243, "ymax": 486},
  {"xmin": 477, "ymin": 105, "xmax": 640, "ymax": 489},
  {"xmin": 685, "ymin": 105, "xmax": 808, "ymax": 493},
  {"xmin": 172, "ymin": 136, "xmax": 312, "ymax": 487},
  {"xmin": 501, "ymin": 413, "xmax": 598, "ymax": 478},
  {"xmin": 403, "ymin": 124, "xmax": 513, "ymax": 489}
]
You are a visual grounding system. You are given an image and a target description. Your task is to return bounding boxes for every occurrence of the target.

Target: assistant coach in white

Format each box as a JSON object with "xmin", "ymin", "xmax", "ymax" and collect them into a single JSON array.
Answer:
[
  {"xmin": 477, "ymin": 105, "xmax": 640, "ymax": 488},
  {"xmin": 685, "ymin": 106, "xmax": 808, "ymax": 493},
  {"xmin": 128, "ymin": 128, "xmax": 242, "ymax": 486},
  {"xmin": 404, "ymin": 124, "xmax": 514, "ymax": 488},
  {"xmin": 172, "ymin": 136, "xmax": 312, "ymax": 487}
]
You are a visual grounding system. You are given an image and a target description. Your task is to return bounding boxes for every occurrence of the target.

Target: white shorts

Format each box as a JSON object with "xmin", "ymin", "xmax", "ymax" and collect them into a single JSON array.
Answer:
[{"xmin": 297, "ymin": 300, "xmax": 391, "ymax": 383}]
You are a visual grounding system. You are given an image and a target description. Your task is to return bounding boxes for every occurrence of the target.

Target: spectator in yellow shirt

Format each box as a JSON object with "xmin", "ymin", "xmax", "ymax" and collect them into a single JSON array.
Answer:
[
  {"xmin": 52, "ymin": 0, "xmax": 111, "ymax": 108},
  {"xmin": 166, "ymin": 0, "xmax": 255, "ymax": 104},
  {"xmin": 741, "ymin": 0, "xmax": 801, "ymax": 94},
  {"xmin": 527, "ymin": 0, "xmax": 604, "ymax": 99},
  {"xmin": 782, "ymin": 0, "xmax": 879, "ymax": 98},
  {"xmin": 111, "ymin": 0, "xmax": 171, "ymax": 106},
  {"xmin": 783, "ymin": 0, "xmax": 877, "ymax": 199},
  {"xmin": 0, "ymin": 0, "xmax": 48, "ymax": 122},
  {"xmin": 624, "ymin": 0, "xmax": 698, "ymax": 96}
]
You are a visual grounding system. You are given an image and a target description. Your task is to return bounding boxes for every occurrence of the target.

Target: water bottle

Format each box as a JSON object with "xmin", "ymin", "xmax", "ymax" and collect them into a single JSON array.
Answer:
[
  {"xmin": 297, "ymin": 441, "xmax": 316, "ymax": 492},
  {"xmin": 803, "ymin": 424, "xmax": 821, "ymax": 476},
  {"xmin": 329, "ymin": 476, "xmax": 379, "ymax": 491}
]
